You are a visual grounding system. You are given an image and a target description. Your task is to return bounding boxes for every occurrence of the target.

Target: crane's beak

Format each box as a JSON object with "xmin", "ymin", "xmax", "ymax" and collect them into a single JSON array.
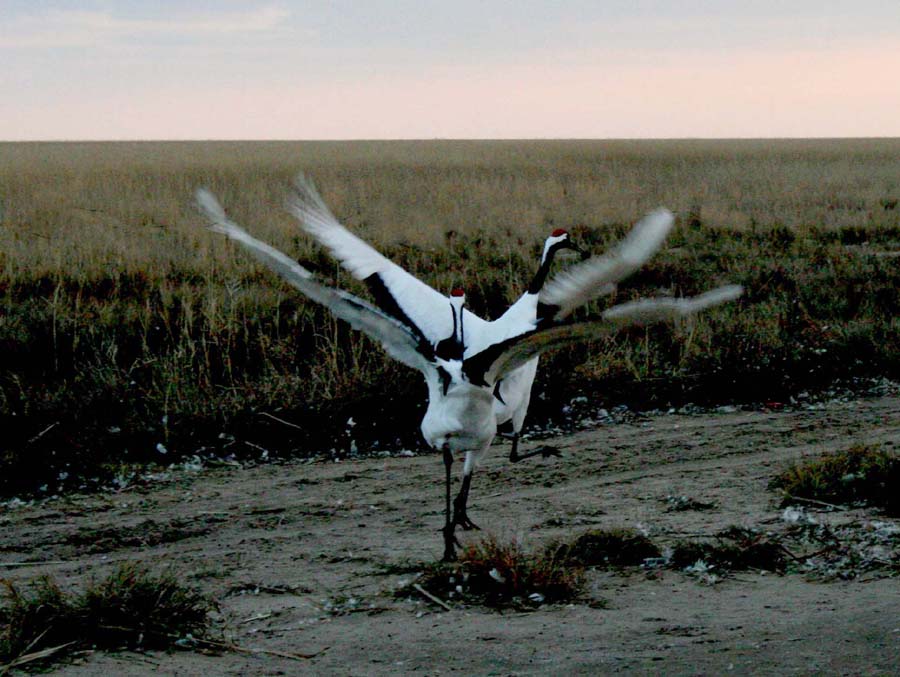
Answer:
[{"xmin": 565, "ymin": 240, "xmax": 591, "ymax": 260}]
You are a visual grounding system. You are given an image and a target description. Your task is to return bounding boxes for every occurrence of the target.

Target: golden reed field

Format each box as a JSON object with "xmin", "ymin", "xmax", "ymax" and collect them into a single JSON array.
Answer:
[{"xmin": 1, "ymin": 139, "xmax": 899, "ymax": 495}]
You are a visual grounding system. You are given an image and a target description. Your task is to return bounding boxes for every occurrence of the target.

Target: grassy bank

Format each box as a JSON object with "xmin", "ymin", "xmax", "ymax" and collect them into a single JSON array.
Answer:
[{"xmin": 1, "ymin": 139, "xmax": 899, "ymax": 497}]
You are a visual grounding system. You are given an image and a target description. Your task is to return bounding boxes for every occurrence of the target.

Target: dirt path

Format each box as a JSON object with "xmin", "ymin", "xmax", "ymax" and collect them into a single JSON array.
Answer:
[{"xmin": 2, "ymin": 397, "xmax": 899, "ymax": 675}]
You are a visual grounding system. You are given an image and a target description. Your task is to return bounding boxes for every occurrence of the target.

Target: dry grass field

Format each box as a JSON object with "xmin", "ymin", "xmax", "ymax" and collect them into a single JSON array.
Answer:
[
  {"xmin": 1, "ymin": 140, "xmax": 900, "ymax": 673},
  {"xmin": 1, "ymin": 139, "xmax": 899, "ymax": 496}
]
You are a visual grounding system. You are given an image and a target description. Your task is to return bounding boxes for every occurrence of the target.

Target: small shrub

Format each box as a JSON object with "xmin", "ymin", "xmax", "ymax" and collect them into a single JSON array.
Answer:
[
  {"xmin": 772, "ymin": 444, "xmax": 900, "ymax": 516},
  {"xmin": 670, "ymin": 526, "xmax": 788, "ymax": 573},
  {"xmin": 556, "ymin": 528, "xmax": 661, "ymax": 567},
  {"xmin": 0, "ymin": 563, "xmax": 211, "ymax": 670},
  {"xmin": 79, "ymin": 562, "xmax": 211, "ymax": 649},
  {"xmin": 0, "ymin": 577, "xmax": 74, "ymax": 663},
  {"xmin": 410, "ymin": 535, "xmax": 583, "ymax": 607}
]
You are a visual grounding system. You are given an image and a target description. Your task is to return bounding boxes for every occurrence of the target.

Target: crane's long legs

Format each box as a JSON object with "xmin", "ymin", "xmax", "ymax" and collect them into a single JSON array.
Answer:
[
  {"xmin": 508, "ymin": 433, "xmax": 562, "ymax": 463},
  {"xmin": 452, "ymin": 472, "xmax": 480, "ymax": 531},
  {"xmin": 442, "ymin": 447, "xmax": 458, "ymax": 562},
  {"xmin": 442, "ymin": 454, "xmax": 481, "ymax": 561}
]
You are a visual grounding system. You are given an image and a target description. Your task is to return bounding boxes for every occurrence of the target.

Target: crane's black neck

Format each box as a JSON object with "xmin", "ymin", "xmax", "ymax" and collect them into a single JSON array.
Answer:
[
  {"xmin": 527, "ymin": 241, "xmax": 566, "ymax": 295},
  {"xmin": 435, "ymin": 302, "xmax": 465, "ymax": 360}
]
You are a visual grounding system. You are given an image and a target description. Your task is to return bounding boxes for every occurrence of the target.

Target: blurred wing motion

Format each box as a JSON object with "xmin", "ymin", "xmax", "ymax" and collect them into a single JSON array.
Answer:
[
  {"xmin": 538, "ymin": 209, "xmax": 675, "ymax": 322},
  {"xmin": 289, "ymin": 174, "xmax": 487, "ymax": 346},
  {"xmin": 600, "ymin": 284, "xmax": 743, "ymax": 327},
  {"xmin": 466, "ymin": 284, "xmax": 743, "ymax": 387},
  {"xmin": 201, "ymin": 181, "xmax": 743, "ymax": 393},
  {"xmin": 196, "ymin": 188, "xmax": 432, "ymax": 372}
]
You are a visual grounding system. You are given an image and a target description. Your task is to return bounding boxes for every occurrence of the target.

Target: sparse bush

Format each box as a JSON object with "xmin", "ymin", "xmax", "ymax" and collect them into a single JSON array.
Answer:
[
  {"xmin": 556, "ymin": 528, "xmax": 661, "ymax": 567},
  {"xmin": 0, "ymin": 563, "xmax": 211, "ymax": 670},
  {"xmin": 410, "ymin": 535, "xmax": 583, "ymax": 607},
  {"xmin": 670, "ymin": 526, "xmax": 789, "ymax": 573},
  {"xmin": 772, "ymin": 444, "xmax": 900, "ymax": 515}
]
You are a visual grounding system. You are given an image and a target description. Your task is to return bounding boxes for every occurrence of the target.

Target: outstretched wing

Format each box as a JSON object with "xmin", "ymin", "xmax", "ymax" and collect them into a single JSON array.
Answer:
[
  {"xmin": 600, "ymin": 284, "xmax": 743, "ymax": 326},
  {"xmin": 289, "ymin": 174, "xmax": 488, "ymax": 347},
  {"xmin": 465, "ymin": 284, "xmax": 743, "ymax": 386},
  {"xmin": 538, "ymin": 209, "xmax": 675, "ymax": 322},
  {"xmin": 197, "ymin": 188, "xmax": 433, "ymax": 373}
]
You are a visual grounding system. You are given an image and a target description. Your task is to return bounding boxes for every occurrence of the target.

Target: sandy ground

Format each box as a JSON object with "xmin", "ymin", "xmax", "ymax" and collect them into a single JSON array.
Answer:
[{"xmin": 2, "ymin": 396, "xmax": 899, "ymax": 675}]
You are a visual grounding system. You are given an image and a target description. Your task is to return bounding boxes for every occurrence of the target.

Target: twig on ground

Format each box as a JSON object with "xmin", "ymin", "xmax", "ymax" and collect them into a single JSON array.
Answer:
[
  {"xmin": 259, "ymin": 412, "xmax": 304, "ymax": 431},
  {"xmin": 777, "ymin": 545, "xmax": 805, "ymax": 562},
  {"xmin": 0, "ymin": 642, "xmax": 78, "ymax": 675},
  {"xmin": 242, "ymin": 440, "xmax": 270, "ymax": 455},
  {"xmin": 0, "ymin": 561, "xmax": 69, "ymax": 568},
  {"xmin": 26, "ymin": 422, "xmax": 58, "ymax": 446},
  {"xmin": 412, "ymin": 583, "xmax": 452, "ymax": 612},
  {"xmin": 784, "ymin": 494, "xmax": 849, "ymax": 511},
  {"xmin": 208, "ymin": 638, "xmax": 328, "ymax": 661},
  {"xmin": 239, "ymin": 612, "xmax": 274, "ymax": 625}
]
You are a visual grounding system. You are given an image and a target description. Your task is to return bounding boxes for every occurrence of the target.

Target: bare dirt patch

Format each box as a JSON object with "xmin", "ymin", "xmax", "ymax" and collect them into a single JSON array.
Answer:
[{"xmin": 2, "ymin": 397, "xmax": 899, "ymax": 674}]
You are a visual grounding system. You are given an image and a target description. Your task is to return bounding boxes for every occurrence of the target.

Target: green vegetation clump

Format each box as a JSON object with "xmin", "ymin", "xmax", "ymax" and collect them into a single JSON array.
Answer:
[
  {"xmin": 1, "ymin": 139, "xmax": 900, "ymax": 496},
  {"xmin": 773, "ymin": 445, "xmax": 900, "ymax": 515},
  {"xmin": 0, "ymin": 563, "xmax": 211, "ymax": 671},
  {"xmin": 410, "ymin": 535, "xmax": 583, "ymax": 607}
]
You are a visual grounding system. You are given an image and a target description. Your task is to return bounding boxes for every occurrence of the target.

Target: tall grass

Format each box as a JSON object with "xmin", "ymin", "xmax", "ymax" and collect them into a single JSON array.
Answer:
[{"xmin": 1, "ymin": 140, "xmax": 899, "ymax": 496}]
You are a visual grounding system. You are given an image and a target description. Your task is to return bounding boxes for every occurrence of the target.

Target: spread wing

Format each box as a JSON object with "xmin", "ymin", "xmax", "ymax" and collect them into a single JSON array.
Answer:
[
  {"xmin": 289, "ymin": 174, "xmax": 488, "ymax": 347},
  {"xmin": 197, "ymin": 188, "xmax": 433, "ymax": 373},
  {"xmin": 465, "ymin": 284, "xmax": 743, "ymax": 386},
  {"xmin": 538, "ymin": 209, "xmax": 675, "ymax": 322}
]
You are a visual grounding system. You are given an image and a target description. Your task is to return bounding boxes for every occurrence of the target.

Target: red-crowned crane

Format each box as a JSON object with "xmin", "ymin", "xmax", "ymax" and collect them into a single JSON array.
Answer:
[{"xmin": 197, "ymin": 182, "xmax": 741, "ymax": 561}]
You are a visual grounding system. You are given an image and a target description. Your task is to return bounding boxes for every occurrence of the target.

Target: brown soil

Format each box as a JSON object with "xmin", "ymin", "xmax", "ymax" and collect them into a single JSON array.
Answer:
[{"xmin": 2, "ymin": 397, "xmax": 899, "ymax": 675}]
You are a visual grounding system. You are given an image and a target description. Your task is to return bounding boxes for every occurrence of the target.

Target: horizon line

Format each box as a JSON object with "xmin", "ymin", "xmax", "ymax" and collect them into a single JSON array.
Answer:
[{"xmin": 3, "ymin": 136, "xmax": 900, "ymax": 144}]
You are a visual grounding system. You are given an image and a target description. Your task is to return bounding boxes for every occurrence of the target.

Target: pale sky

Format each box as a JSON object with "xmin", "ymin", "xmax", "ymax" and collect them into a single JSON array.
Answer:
[{"xmin": 2, "ymin": 1, "xmax": 899, "ymax": 140}]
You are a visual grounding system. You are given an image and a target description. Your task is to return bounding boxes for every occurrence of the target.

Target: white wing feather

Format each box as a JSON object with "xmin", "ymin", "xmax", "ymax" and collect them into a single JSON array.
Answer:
[
  {"xmin": 196, "ymin": 188, "xmax": 430, "ymax": 373},
  {"xmin": 601, "ymin": 284, "xmax": 744, "ymax": 327},
  {"xmin": 476, "ymin": 284, "xmax": 743, "ymax": 384},
  {"xmin": 539, "ymin": 209, "xmax": 675, "ymax": 319},
  {"xmin": 289, "ymin": 175, "xmax": 488, "ymax": 345}
]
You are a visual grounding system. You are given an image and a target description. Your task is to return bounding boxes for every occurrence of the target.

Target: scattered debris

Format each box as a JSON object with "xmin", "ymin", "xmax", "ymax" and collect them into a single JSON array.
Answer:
[{"xmin": 664, "ymin": 495, "xmax": 717, "ymax": 512}]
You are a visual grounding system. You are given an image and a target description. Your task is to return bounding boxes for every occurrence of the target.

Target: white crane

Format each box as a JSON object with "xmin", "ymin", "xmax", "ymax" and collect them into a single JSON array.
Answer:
[
  {"xmin": 198, "ymin": 184, "xmax": 742, "ymax": 561},
  {"xmin": 490, "ymin": 228, "xmax": 589, "ymax": 464},
  {"xmin": 288, "ymin": 176, "xmax": 586, "ymax": 464}
]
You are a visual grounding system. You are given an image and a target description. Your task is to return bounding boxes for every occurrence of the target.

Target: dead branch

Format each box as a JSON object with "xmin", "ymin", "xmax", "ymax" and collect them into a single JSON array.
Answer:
[
  {"xmin": 784, "ymin": 494, "xmax": 848, "ymax": 512},
  {"xmin": 412, "ymin": 583, "xmax": 452, "ymax": 612},
  {"xmin": 259, "ymin": 412, "xmax": 304, "ymax": 431}
]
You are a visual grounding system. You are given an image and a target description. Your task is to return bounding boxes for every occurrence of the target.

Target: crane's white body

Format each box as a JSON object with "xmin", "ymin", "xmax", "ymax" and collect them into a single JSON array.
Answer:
[
  {"xmin": 421, "ymin": 365, "xmax": 496, "ymax": 474},
  {"xmin": 490, "ymin": 279, "xmax": 544, "ymax": 440}
]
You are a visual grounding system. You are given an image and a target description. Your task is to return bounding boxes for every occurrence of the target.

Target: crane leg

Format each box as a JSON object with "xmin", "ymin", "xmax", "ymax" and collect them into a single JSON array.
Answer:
[
  {"xmin": 452, "ymin": 472, "xmax": 480, "ymax": 531},
  {"xmin": 441, "ymin": 447, "xmax": 459, "ymax": 562},
  {"xmin": 508, "ymin": 433, "xmax": 562, "ymax": 463}
]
